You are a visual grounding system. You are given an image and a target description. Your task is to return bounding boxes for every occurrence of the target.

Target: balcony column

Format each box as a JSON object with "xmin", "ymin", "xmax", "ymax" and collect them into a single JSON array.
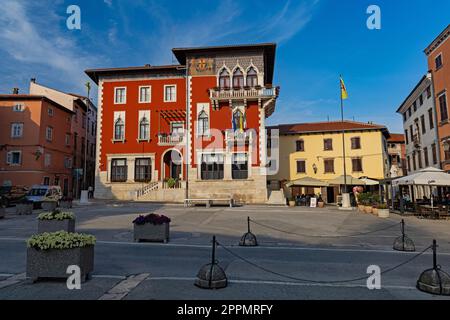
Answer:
[
  {"xmin": 127, "ymin": 156, "xmax": 134, "ymax": 182},
  {"xmin": 224, "ymin": 152, "xmax": 232, "ymax": 180},
  {"xmin": 259, "ymin": 107, "xmax": 267, "ymax": 172}
]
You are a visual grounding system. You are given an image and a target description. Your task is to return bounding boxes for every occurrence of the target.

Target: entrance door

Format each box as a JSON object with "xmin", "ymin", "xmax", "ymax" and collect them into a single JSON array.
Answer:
[
  {"xmin": 163, "ymin": 150, "xmax": 182, "ymax": 180},
  {"xmin": 327, "ymin": 187, "xmax": 335, "ymax": 204}
]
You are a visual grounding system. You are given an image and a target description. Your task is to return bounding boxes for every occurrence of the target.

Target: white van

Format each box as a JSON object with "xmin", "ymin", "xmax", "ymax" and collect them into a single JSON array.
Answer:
[{"xmin": 26, "ymin": 185, "xmax": 63, "ymax": 208}]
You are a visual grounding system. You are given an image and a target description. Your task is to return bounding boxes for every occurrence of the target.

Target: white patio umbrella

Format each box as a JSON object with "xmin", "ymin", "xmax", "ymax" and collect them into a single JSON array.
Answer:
[
  {"xmin": 392, "ymin": 167, "xmax": 450, "ymax": 186},
  {"xmin": 359, "ymin": 177, "xmax": 379, "ymax": 186}
]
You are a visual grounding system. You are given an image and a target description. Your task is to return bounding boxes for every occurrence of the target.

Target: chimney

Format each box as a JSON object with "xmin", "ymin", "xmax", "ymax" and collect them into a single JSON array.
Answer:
[
  {"xmin": 30, "ymin": 78, "xmax": 36, "ymax": 83},
  {"xmin": 12, "ymin": 88, "xmax": 19, "ymax": 95}
]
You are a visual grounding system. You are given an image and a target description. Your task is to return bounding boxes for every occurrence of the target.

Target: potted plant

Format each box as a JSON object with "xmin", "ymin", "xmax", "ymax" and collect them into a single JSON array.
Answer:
[
  {"xmin": 288, "ymin": 196, "xmax": 296, "ymax": 207},
  {"xmin": 377, "ymin": 203, "xmax": 390, "ymax": 218},
  {"xmin": 59, "ymin": 196, "xmax": 73, "ymax": 209},
  {"xmin": 37, "ymin": 209, "xmax": 75, "ymax": 234},
  {"xmin": 16, "ymin": 199, "xmax": 33, "ymax": 215},
  {"xmin": 133, "ymin": 213, "xmax": 171, "ymax": 243},
  {"xmin": 364, "ymin": 194, "xmax": 373, "ymax": 214},
  {"xmin": 357, "ymin": 193, "xmax": 366, "ymax": 212},
  {"xmin": 167, "ymin": 178, "xmax": 177, "ymax": 189},
  {"xmin": 317, "ymin": 194, "xmax": 325, "ymax": 208},
  {"xmin": 372, "ymin": 203, "xmax": 379, "ymax": 216},
  {"xmin": 26, "ymin": 231, "xmax": 95, "ymax": 282}
]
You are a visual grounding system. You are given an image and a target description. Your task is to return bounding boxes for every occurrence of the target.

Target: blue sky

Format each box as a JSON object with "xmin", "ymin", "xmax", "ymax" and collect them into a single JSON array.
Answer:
[{"xmin": 0, "ymin": 0, "xmax": 449, "ymax": 133}]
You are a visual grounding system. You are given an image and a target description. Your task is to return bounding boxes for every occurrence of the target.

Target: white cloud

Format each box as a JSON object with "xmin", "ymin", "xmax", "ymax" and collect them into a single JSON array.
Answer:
[
  {"xmin": 104, "ymin": 0, "xmax": 113, "ymax": 7},
  {"xmin": 0, "ymin": 0, "xmax": 99, "ymax": 92}
]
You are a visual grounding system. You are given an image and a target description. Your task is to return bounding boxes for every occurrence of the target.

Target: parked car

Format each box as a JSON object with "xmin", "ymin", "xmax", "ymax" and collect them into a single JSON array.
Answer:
[
  {"xmin": 26, "ymin": 185, "xmax": 63, "ymax": 208},
  {"xmin": 0, "ymin": 186, "xmax": 29, "ymax": 207}
]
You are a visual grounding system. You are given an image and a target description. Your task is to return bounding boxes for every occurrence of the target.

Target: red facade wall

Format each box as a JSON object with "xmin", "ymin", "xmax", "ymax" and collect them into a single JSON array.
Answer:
[
  {"xmin": 100, "ymin": 78, "xmax": 186, "ymax": 178},
  {"xmin": 190, "ymin": 76, "xmax": 261, "ymax": 167}
]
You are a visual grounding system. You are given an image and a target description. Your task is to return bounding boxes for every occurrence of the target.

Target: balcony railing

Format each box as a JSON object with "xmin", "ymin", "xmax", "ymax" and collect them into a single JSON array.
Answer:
[
  {"xmin": 225, "ymin": 130, "xmax": 253, "ymax": 143},
  {"xmin": 413, "ymin": 134, "xmax": 421, "ymax": 148},
  {"xmin": 158, "ymin": 133, "xmax": 185, "ymax": 146},
  {"xmin": 209, "ymin": 86, "xmax": 278, "ymax": 101}
]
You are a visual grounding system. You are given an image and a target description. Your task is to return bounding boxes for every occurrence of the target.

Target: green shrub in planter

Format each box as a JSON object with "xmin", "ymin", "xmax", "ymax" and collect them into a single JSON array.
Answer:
[
  {"xmin": 26, "ymin": 231, "xmax": 95, "ymax": 282},
  {"xmin": 27, "ymin": 231, "xmax": 95, "ymax": 251},
  {"xmin": 37, "ymin": 209, "xmax": 76, "ymax": 233},
  {"xmin": 38, "ymin": 210, "xmax": 75, "ymax": 221}
]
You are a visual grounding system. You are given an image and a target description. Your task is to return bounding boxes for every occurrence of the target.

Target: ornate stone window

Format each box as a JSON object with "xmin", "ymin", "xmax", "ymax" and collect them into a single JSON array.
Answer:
[
  {"xmin": 114, "ymin": 117, "xmax": 125, "ymax": 141},
  {"xmin": 219, "ymin": 69, "xmax": 230, "ymax": 89},
  {"xmin": 232, "ymin": 68, "xmax": 244, "ymax": 88},
  {"xmin": 246, "ymin": 67, "xmax": 258, "ymax": 87},
  {"xmin": 139, "ymin": 116, "xmax": 150, "ymax": 141}
]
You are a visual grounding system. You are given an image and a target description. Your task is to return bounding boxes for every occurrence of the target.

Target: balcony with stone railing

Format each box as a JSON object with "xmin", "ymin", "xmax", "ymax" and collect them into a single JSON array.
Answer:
[
  {"xmin": 158, "ymin": 133, "xmax": 185, "ymax": 146},
  {"xmin": 209, "ymin": 85, "xmax": 280, "ymax": 116}
]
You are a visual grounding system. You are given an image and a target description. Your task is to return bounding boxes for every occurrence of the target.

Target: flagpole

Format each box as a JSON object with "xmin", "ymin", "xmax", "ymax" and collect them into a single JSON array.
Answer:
[{"xmin": 340, "ymin": 75, "xmax": 348, "ymax": 195}]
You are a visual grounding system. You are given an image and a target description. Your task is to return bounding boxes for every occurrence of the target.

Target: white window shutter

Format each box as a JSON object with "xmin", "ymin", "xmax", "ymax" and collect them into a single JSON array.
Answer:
[{"xmin": 6, "ymin": 152, "xmax": 11, "ymax": 164}]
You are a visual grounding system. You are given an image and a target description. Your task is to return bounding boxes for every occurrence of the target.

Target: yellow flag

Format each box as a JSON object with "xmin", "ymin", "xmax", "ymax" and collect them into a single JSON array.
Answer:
[{"xmin": 340, "ymin": 77, "xmax": 348, "ymax": 100}]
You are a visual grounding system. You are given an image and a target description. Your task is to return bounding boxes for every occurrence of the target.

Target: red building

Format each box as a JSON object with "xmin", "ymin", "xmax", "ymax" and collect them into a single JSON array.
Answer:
[{"xmin": 86, "ymin": 43, "xmax": 279, "ymax": 203}]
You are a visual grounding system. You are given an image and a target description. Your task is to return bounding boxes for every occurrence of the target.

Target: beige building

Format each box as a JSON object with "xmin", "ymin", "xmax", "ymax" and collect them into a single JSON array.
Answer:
[{"xmin": 268, "ymin": 121, "xmax": 390, "ymax": 203}]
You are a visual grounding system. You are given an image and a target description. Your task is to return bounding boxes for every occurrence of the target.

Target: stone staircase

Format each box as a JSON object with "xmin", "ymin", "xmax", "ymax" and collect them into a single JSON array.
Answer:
[
  {"xmin": 134, "ymin": 181, "xmax": 185, "ymax": 203},
  {"xmin": 267, "ymin": 189, "xmax": 287, "ymax": 205}
]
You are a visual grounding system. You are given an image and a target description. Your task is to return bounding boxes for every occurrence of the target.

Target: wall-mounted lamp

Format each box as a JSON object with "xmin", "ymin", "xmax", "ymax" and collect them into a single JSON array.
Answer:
[{"xmin": 312, "ymin": 163, "xmax": 318, "ymax": 174}]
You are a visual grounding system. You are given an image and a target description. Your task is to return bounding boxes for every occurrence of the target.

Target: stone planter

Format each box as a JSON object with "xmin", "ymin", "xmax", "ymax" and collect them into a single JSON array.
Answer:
[
  {"xmin": 378, "ymin": 209, "xmax": 390, "ymax": 218},
  {"xmin": 42, "ymin": 201, "xmax": 58, "ymax": 211},
  {"xmin": 372, "ymin": 207, "xmax": 379, "ymax": 216},
  {"xmin": 16, "ymin": 203, "xmax": 33, "ymax": 215},
  {"xmin": 27, "ymin": 246, "xmax": 94, "ymax": 282},
  {"xmin": 38, "ymin": 219, "xmax": 75, "ymax": 234},
  {"xmin": 364, "ymin": 205, "xmax": 373, "ymax": 214},
  {"xmin": 288, "ymin": 200, "xmax": 296, "ymax": 207},
  {"xmin": 357, "ymin": 205, "xmax": 364, "ymax": 212},
  {"xmin": 59, "ymin": 200, "xmax": 73, "ymax": 209},
  {"xmin": 134, "ymin": 222, "xmax": 170, "ymax": 243},
  {"xmin": 317, "ymin": 201, "xmax": 325, "ymax": 208}
]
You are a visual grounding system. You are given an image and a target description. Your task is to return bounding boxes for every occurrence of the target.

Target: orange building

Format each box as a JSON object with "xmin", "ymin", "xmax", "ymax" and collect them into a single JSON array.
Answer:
[
  {"xmin": 86, "ymin": 43, "xmax": 279, "ymax": 203},
  {"xmin": 425, "ymin": 25, "xmax": 450, "ymax": 171},
  {"xmin": 0, "ymin": 93, "xmax": 74, "ymax": 194}
]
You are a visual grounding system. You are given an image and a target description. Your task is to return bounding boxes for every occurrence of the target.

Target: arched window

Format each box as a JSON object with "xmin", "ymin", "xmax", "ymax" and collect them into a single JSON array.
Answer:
[
  {"xmin": 197, "ymin": 111, "xmax": 209, "ymax": 136},
  {"xmin": 232, "ymin": 110, "xmax": 245, "ymax": 132},
  {"xmin": 246, "ymin": 67, "xmax": 258, "ymax": 87},
  {"xmin": 233, "ymin": 68, "xmax": 244, "ymax": 88},
  {"xmin": 139, "ymin": 116, "xmax": 149, "ymax": 141},
  {"xmin": 114, "ymin": 117, "xmax": 124, "ymax": 140},
  {"xmin": 219, "ymin": 69, "xmax": 230, "ymax": 89}
]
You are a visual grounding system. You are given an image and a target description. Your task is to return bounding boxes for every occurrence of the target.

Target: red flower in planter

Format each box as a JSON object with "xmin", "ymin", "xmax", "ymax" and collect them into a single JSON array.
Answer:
[{"xmin": 133, "ymin": 213, "xmax": 171, "ymax": 225}]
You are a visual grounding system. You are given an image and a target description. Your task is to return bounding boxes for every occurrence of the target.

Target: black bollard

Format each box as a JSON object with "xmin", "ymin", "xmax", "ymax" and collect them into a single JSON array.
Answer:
[
  {"xmin": 239, "ymin": 217, "xmax": 258, "ymax": 247},
  {"xmin": 417, "ymin": 240, "xmax": 450, "ymax": 295},
  {"xmin": 194, "ymin": 235, "xmax": 227, "ymax": 289},
  {"xmin": 393, "ymin": 219, "xmax": 415, "ymax": 252}
]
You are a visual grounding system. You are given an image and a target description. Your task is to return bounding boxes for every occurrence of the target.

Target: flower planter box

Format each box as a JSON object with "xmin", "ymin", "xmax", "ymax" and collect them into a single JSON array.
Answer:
[
  {"xmin": 42, "ymin": 201, "xmax": 58, "ymax": 211},
  {"xmin": 288, "ymin": 200, "xmax": 296, "ymax": 207},
  {"xmin": 16, "ymin": 203, "xmax": 33, "ymax": 215},
  {"xmin": 38, "ymin": 219, "xmax": 75, "ymax": 234},
  {"xmin": 372, "ymin": 207, "xmax": 379, "ymax": 216},
  {"xmin": 26, "ymin": 246, "xmax": 94, "ymax": 282},
  {"xmin": 357, "ymin": 205, "xmax": 365, "ymax": 212},
  {"xmin": 364, "ymin": 206, "xmax": 373, "ymax": 214},
  {"xmin": 318, "ymin": 201, "xmax": 325, "ymax": 208},
  {"xmin": 59, "ymin": 200, "xmax": 73, "ymax": 209},
  {"xmin": 378, "ymin": 209, "xmax": 390, "ymax": 218},
  {"xmin": 134, "ymin": 222, "xmax": 170, "ymax": 243}
]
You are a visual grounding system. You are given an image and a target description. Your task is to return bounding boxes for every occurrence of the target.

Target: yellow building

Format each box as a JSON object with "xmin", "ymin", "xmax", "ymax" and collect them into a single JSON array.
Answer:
[{"xmin": 268, "ymin": 121, "xmax": 390, "ymax": 203}]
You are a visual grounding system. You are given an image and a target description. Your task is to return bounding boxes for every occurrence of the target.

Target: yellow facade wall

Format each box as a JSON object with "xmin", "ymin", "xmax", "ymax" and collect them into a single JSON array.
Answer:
[{"xmin": 271, "ymin": 130, "xmax": 388, "ymax": 183}]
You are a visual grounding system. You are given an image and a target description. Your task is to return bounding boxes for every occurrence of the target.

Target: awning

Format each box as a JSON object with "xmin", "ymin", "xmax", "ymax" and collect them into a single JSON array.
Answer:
[
  {"xmin": 328, "ymin": 175, "xmax": 366, "ymax": 186},
  {"xmin": 392, "ymin": 167, "xmax": 450, "ymax": 186},
  {"xmin": 359, "ymin": 177, "xmax": 380, "ymax": 186},
  {"xmin": 286, "ymin": 177, "xmax": 329, "ymax": 188},
  {"xmin": 159, "ymin": 110, "xmax": 186, "ymax": 120}
]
